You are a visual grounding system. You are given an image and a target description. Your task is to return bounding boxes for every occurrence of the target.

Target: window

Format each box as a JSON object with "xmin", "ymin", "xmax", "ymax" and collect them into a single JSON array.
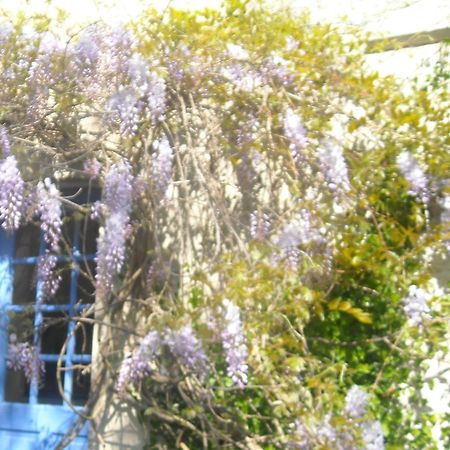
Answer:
[{"xmin": 0, "ymin": 182, "xmax": 98, "ymax": 449}]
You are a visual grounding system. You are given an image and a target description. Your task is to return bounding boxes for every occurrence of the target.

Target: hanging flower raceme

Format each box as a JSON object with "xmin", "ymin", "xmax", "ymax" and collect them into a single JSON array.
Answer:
[
  {"xmin": 402, "ymin": 285, "xmax": 431, "ymax": 328},
  {"xmin": 220, "ymin": 299, "xmax": 248, "ymax": 388},
  {"xmin": 250, "ymin": 210, "xmax": 270, "ymax": 241},
  {"xmin": 396, "ymin": 151, "xmax": 429, "ymax": 203},
  {"xmin": 151, "ymin": 137, "xmax": 173, "ymax": 196},
  {"xmin": 165, "ymin": 325, "xmax": 209, "ymax": 378},
  {"xmin": 0, "ymin": 155, "xmax": 25, "ymax": 231},
  {"xmin": 360, "ymin": 420, "xmax": 385, "ymax": 450},
  {"xmin": 276, "ymin": 209, "xmax": 322, "ymax": 269},
  {"xmin": 284, "ymin": 108, "xmax": 308, "ymax": 167},
  {"xmin": 317, "ymin": 141, "xmax": 351, "ymax": 203},
  {"xmin": 37, "ymin": 252, "xmax": 61, "ymax": 300},
  {"xmin": 96, "ymin": 161, "xmax": 134, "ymax": 297},
  {"xmin": 116, "ymin": 331, "xmax": 161, "ymax": 393},
  {"xmin": 344, "ymin": 385, "xmax": 369, "ymax": 419},
  {"xmin": 37, "ymin": 178, "xmax": 62, "ymax": 252},
  {"xmin": 106, "ymin": 88, "xmax": 142, "ymax": 137},
  {"xmin": 0, "ymin": 125, "xmax": 11, "ymax": 156},
  {"xmin": 7, "ymin": 339, "xmax": 45, "ymax": 384}
]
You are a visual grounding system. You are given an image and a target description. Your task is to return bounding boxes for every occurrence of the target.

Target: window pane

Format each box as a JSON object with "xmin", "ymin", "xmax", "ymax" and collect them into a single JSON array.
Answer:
[
  {"xmin": 41, "ymin": 313, "xmax": 68, "ymax": 355},
  {"xmin": 75, "ymin": 316, "xmax": 93, "ymax": 355},
  {"xmin": 14, "ymin": 223, "xmax": 41, "ymax": 258},
  {"xmin": 8, "ymin": 310, "xmax": 35, "ymax": 342},
  {"xmin": 12, "ymin": 264, "xmax": 36, "ymax": 305},
  {"xmin": 38, "ymin": 362, "xmax": 64, "ymax": 405},
  {"xmin": 80, "ymin": 217, "xmax": 99, "ymax": 255},
  {"xmin": 77, "ymin": 260, "xmax": 96, "ymax": 304},
  {"xmin": 4, "ymin": 368, "xmax": 29, "ymax": 403},
  {"xmin": 72, "ymin": 368, "xmax": 91, "ymax": 406}
]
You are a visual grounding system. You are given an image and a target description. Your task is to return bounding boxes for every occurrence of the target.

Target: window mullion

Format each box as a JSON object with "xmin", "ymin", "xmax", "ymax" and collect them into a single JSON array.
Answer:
[{"xmin": 29, "ymin": 237, "xmax": 46, "ymax": 405}]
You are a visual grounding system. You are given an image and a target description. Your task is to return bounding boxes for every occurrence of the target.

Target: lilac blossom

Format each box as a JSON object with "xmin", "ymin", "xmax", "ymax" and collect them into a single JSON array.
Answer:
[
  {"xmin": 165, "ymin": 325, "xmax": 208, "ymax": 377},
  {"xmin": 277, "ymin": 209, "xmax": 320, "ymax": 269},
  {"xmin": 250, "ymin": 211, "xmax": 270, "ymax": 241},
  {"xmin": 222, "ymin": 64, "xmax": 262, "ymax": 92},
  {"xmin": 284, "ymin": 108, "xmax": 308, "ymax": 167},
  {"xmin": 345, "ymin": 385, "xmax": 369, "ymax": 419},
  {"xmin": 103, "ymin": 161, "xmax": 134, "ymax": 214},
  {"xmin": 37, "ymin": 252, "xmax": 61, "ymax": 300},
  {"xmin": 152, "ymin": 137, "xmax": 173, "ymax": 196},
  {"xmin": 396, "ymin": 151, "xmax": 429, "ymax": 203},
  {"xmin": 264, "ymin": 53, "xmax": 294, "ymax": 86},
  {"xmin": 402, "ymin": 285, "xmax": 430, "ymax": 327},
  {"xmin": 127, "ymin": 53, "xmax": 166, "ymax": 122},
  {"xmin": 7, "ymin": 340, "xmax": 45, "ymax": 383},
  {"xmin": 83, "ymin": 158, "xmax": 102, "ymax": 178},
  {"xmin": 360, "ymin": 420, "xmax": 384, "ymax": 450},
  {"xmin": 318, "ymin": 141, "xmax": 351, "ymax": 200},
  {"xmin": 37, "ymin": 178, "xmax": 62, "ymax": 251},
  {"xmin": 106, "ymin": 89, "xmax": 141, "ymax": 137},
  {"xmin": 116, "ymin": 330, "xmax": 161, "ymax": 393},
  {"xmin": 220, "ymin": 299, "xmax": 248, "ymax": 387},
  {"xmin": 128, "ymin": 53, "xmax": 150, "ymax": 94},
  {"xmin": 146, "ymin": 72, "xmax": 166, "ymax": 122},
  {"xmin": 0, "ymin": 156, "xmax": 25, "ymax": 231},
  {"xmin": 27, "ymin": 54, "xmax": 55, "ymax": 120},
  {"xmin": 0, "ymin": 126, "xmax": 11, "ymax": 156},
  {"xmin": 96, "ymin": 161, "xmax": 134, "ymax": 297}
]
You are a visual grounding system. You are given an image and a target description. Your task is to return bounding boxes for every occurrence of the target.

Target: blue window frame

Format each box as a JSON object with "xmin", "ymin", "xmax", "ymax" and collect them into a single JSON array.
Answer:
[{"xmin": 0, "ymin": 184, "xmax": 98, "ymax": 449}]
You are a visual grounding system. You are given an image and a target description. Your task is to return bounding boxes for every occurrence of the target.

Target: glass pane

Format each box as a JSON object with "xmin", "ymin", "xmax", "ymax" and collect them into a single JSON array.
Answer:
[
  {"xmin": 12, "ymin": 264, "xmax": 37, "ymax": 305},
  {"xmin": 41, "ymin": 313, "xmax": 68, "ymax": 355},
  {"xmin": 75, "ymin": 317, "xmax": 93, "ymax": 354},
  {"xmin": 38, "ymin": 362, "xmax": 64, "ymax": 405},
  {"xmin": 80, "ymin": 217, "xmax": 99, "ymax": 255},
  {"xmin": 4, "ymin": 368, "xmax": 29, "ymax": 403},
  {"xmin": 77, "ymin": 260, "xmax": 96, "ymax": 304},
  {"xmin": 14, "ymin": 223, "xmax": 41, "ymax": 258},
  {"xmin": 60, "ymin": 216, "xmax": 76, "ymax": 255},
  {"xmin": 8, "ymin": 310, "xmax": 35, "ymax": 342},
  {"xmin": 72, "ymin": 368, "xmax": 91, "ymax": 405}
]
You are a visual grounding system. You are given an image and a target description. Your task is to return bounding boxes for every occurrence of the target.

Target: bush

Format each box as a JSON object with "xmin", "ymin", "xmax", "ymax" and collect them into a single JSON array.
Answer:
[{"xmin": 1, "ymin": 1, "xmax": 449, "ymax": 448}]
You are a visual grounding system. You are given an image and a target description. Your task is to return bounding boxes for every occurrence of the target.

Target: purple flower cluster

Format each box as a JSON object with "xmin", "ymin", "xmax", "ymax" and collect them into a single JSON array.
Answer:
[
  {"xmin": 360, "ymin": 420, "xmax": 385, "ymax": 450},
  {"xmin": 165, "ymin": 325, "xmax": 208, "ymax": 377},
  {"xmin": 220, "ymin": 299, "xmax": 248, "ymax": 387},
  {"xmin": 222, "ymin": 63, "xmax": 262, "ymax": 93},
  {"xmin": 344, "ymin": 385, "xmax": 369, "ymax": 419},
  {"xmin": 96, "ymin": 161, "xmax": 134, "ymax": 297},
  {"xmin": 0, "ymin": 125, "xmax": 11, "ymax": 156},
  {"xmin": 0, "ymin": 156, "xmax": 25, "ymax": 231},
  {"xmin": 27, "ymin": 54, "xmax": 54, "ymax": 120},
  {"xmin": 37, "ymin": 252, "xmax": 61, "ymax": 300},
  {"xmin": 250, "ymin": 211, "xmax": 270, "ymax": 241},
  {"xmin": 318, "ymin": 141, "xmax": 351, "ymax": 201},
  {"xmin": 396, "ymin": 151, "xmax": 429, "ymax": 203},
  {"xmin": 83, "ymin": 158, "xmax": 102, "ymax": 178},
  {"xmin": 37, "ymin": 178, "xmax": 62, "ymax": 251},
  {"xmin": 146, "ymin": 72, "xmax": 167, "ymax": 123},
  {"xmin": 284, "ymin": 108, "xmax": 308, "ymax": 167},
  {"xmin": 151, "ymin": 137, "xmax": 173, "ymax": 196},
  {"xmin": 402, "ymin": 285, "xmax": 430, "ymax": 327},
  {"xmin": 116, "ymin": 330, "xmax": 161, "ymax": 393},
  {"xmin": 7, "ymin": 341, "xmax": 45, "ymax": 383},
  {"xmin": 106, "ymin": 89, "xmax": 141, "ymax": 137},
  {"xmin": 277, "ymin": 209, "xmax": 320, "ymax": 269}
]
